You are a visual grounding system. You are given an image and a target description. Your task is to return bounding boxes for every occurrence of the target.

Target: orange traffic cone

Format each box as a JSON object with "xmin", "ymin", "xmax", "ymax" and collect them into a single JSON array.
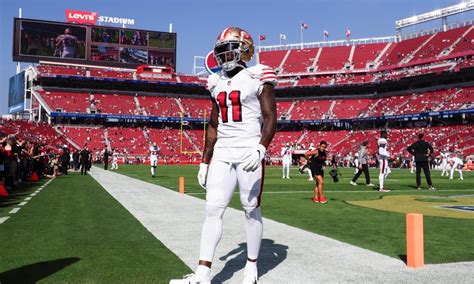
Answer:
[
  {"xmin": 30, "ymin": 172, "xmax": 39, "ymax": 182},
  {"xmin": 0, "ymin": 182, "xmax": 8, "ymax": 197}
]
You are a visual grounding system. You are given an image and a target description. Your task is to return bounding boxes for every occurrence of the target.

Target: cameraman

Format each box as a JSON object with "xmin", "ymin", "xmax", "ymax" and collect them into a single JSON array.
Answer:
[{"xmin": 305, "ymin": 141, "xmax": 331, "ymax": 204}]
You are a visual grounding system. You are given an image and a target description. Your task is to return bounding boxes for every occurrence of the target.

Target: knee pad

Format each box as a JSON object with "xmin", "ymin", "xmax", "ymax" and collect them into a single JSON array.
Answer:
[{"xmin": 205, "ymin": 204, "xmax": 226, "ymax": 219}]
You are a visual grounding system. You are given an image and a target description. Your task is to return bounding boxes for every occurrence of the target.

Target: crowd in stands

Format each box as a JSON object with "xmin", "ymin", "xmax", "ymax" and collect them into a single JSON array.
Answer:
[{"xmin": 0, "ymin": 119, "xmax": 75, "ymax": 191}]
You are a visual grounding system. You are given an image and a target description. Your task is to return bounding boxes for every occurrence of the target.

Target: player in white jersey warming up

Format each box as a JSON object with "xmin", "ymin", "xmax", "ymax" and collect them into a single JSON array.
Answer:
[
  {"xmin": 111, "ymin": 149, "xmax": 119, "ymax": 170},
  {"xmin": 449, "ymin": 156, "xmax": 464, "ymax": 180},
  {"xmin": 353, "ymin": 152, "xmax": 359, "ymax": 174},
  {"xmin": 281, "ymin": 142, "xmax": 292, "ymax": 179},
  {"xmin": 149, "ymin": 142, "xmax": 160, "ymax": 178},
  {"xmin": 377, "ymin": 130, "xmax": 391, "ymax": 192},
  {"xmin": 440, "ymin": 150, "xmax": 450, "ymax": 177},
  {"xmin": 170, "ymin": 27, "xmax": 277, "ymax": 284}
]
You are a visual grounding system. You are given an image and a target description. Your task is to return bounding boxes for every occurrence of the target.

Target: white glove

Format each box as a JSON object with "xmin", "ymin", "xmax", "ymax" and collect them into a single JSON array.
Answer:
[
  {"xmin": 242, "ymin": 144, "xmax": 266, "ymax": 172},
  {"xmin": 197, "ymin": 163, "xmax": 209, "ymax": 190}
]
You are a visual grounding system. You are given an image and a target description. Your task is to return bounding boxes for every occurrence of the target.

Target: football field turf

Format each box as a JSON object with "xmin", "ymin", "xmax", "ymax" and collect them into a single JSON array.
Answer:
[
  {"xmin": 0, "ymin": 166, "xmax": 473, "ymax": 283},
  {"xmin": 117, "ymin": 164, "xmax": 474, "ymax": 264},
  {"xmin": 0, "ymin": 173, "xmax": 190, "ymax": 283}
]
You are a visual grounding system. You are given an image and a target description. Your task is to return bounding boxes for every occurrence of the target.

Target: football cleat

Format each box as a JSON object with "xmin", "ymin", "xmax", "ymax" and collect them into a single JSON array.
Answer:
[
  {"xmin": 312, "ymin": 197, "xmax": 320, "ymax": 203},
  {"xmin": 242, "ymin": 266, "xmax": 258, "ymax": 284},
  {"xmin": 169, "ymin": 274, "xmax": 210, "ymax": 284},
  {"xmin": 350, "ymin": 181, "xmax": 357, "ymax": 186},
  {"xmin": 366, "ymin": 183, "xmax": 375, "ymax": 187},
  {"xmin": 378, "ymin": 189, "xmax": 391, "ymax": 192}
]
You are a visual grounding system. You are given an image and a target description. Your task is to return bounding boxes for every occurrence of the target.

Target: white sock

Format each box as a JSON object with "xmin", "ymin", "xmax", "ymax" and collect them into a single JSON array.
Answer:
[
  {"xmin": 245, "ymin": 260, "xmax": 257, "ymax": 270},
  {"xmin": 379, "ymin": 173, "xmax": 384, "ymax": 189},
  {"xmin": 195, "ymin": 265, "xmax": 211, "ymax": 279},
  {"xmin": 245, "ymin": 207, "xmax": 263, "ymax": 260},
  {"xmin": 151, "ymin": 167, "xmax": 155, "ymax": 176}
]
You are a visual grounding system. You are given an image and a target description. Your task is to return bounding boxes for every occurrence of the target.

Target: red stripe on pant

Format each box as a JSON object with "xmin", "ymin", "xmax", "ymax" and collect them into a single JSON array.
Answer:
[
  {"xmin": 256, "ymin": 161, "xmax": 265, "ymax": 208},
  {"xmin": 382, "ymin": 159, "xmax": 386, "ymax": 174}
]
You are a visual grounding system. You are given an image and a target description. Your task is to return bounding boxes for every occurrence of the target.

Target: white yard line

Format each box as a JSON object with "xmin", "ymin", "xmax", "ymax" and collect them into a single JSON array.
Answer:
[{"xmin": 89, "ymin": 167, "xmax": 474, "ymax": 283}]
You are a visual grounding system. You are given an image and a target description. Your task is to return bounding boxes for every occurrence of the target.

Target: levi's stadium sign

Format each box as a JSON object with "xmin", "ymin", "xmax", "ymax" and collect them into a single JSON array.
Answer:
[{"xmin": 65, "ymin": 9, "xmax": 135, "ymax": 26}]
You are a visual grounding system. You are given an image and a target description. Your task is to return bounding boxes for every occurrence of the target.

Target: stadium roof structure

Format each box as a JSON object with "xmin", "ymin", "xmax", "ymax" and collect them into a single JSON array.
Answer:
[{"xmin": 396, "ymin": 0, "xmax": 474, "ymax": 30}]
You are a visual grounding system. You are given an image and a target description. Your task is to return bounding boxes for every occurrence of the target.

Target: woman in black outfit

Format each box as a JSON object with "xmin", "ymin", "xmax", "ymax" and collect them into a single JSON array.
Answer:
[{"xmin": 305, "ymin": 141, "xmax": 329, "ymax": 204}]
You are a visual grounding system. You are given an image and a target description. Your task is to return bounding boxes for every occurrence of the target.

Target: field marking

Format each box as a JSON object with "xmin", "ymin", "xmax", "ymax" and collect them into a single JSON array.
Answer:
[
  {"xmin": 24, "ymin": 197, "xmax": 32, "ymax": 201},
  {"xmin": 0, "ymin": 217, "xmax": 10, "ymax": 224},
  {"xmin": 187, "ymin": 189, "xmax": 474, "ymax": 195},
  {"xmin": 30, "ymin": 193, "xmax": 37, "ymax": 196},
  {"xmin": 18, "ymin": 201, "xmax": 28, "ymax": 206},
  {"xmin": 9, "ymin": 207, "xmax": 21, "ymax": 214}
]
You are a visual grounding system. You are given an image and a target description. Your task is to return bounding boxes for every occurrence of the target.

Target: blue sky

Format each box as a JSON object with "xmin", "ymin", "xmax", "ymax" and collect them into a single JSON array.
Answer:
[{"xmin": 1, "ymin": 0, "xmax": 472, "ymax": 115}]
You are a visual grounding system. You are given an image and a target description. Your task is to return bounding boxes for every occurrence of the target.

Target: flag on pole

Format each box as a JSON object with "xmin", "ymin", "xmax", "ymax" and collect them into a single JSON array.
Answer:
[
  {"xmin": 280, "ymin": 34, "xmax": 287, "ymax": 40},
  {"xmin": 259, "ymin": 34, "xmax": 266, "ymax": 41},
  {"xmin": 301, "ymin": 23, "xmax": 309, "ymax": 30},
  {"xmin": 346, "ymin": 28, "xmax": 351, "ymax": 38},
  {"xmin": 324, "ymin": 30, "xmax": 329, "ymax": 37}
]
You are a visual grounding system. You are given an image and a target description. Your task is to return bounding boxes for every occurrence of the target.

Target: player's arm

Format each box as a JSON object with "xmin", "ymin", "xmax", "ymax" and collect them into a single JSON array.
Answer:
[
  {"xmin": 305, "ymin": 149, "xmax": 318, "ymax": 159},
  {"xmin": 258, "ymin": 83, "xmax": 277, "ymax": 149},
  {"xmin": 201, "ymin": 100, "xmax": 218, "ymax": 164},
  {"xmin": 406, "ymin": 143, "xmax": 415, "ymax": 155}
]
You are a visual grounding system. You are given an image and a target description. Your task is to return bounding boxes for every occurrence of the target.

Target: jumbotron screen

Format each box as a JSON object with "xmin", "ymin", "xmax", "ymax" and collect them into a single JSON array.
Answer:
[{"xmin": 12, "ymin": 18, "xmax": 177, "ymax": 69}]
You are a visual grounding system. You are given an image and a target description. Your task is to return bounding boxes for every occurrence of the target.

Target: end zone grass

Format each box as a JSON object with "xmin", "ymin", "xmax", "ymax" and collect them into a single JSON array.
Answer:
[
  {"xmin": 0, "ymin": 172, "xmax": 190, "ymax": 283},
  {"xmin": 117, "ymin": 164, "xmax": 474, "ymax": 264}
]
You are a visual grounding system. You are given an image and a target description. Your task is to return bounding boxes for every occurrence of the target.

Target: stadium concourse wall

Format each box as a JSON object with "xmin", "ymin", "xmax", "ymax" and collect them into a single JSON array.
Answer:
[{"xmin": 49, "ymin": 108, "xmax": 474, "ymax": 124}]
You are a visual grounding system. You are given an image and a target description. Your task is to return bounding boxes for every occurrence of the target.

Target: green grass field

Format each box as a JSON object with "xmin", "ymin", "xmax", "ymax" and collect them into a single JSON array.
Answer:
[
  {"xmin": 117, "ymin": 164, "xmax": 474, "ymax": 264},
  {"xmin": 0, "ymin": 173, "xmax": 190, "ymax": 283},
  {"xmin": 1, "ymin": 165, "xmax": 473, "ymax": 283}
]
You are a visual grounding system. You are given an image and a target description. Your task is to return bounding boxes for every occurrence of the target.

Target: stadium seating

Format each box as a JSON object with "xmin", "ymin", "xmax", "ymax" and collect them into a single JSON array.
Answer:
[
  {"xmin": 352, "ymin": 43, "xmax": 387, "ymax": 69},
  {"xmin": 107, "ymin": 127, "xmax": 149, "ymax": 155},
  {"xmin": 60, "ymin": 126, "xmax": 106, "ymax": 151},
  {"xmin": 281, "ymin": 48, "xmax": 319, "ymax": 73},
  {"xmin": 317, "ymin": 45, "xmax": 352, "ymax": 71},
  {"xmin": 259, "ymin": 50, "xmax": 288, "ymax": 69},
  {"xmin": 137, "ymin": 95, "xmax": 181, "ymax": 117}
]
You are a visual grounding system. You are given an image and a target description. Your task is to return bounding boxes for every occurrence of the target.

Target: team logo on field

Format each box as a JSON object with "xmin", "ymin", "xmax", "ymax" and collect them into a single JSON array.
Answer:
[{"xmin": 347, "ymin": 195, "xmax": 474, "ymax": 219}]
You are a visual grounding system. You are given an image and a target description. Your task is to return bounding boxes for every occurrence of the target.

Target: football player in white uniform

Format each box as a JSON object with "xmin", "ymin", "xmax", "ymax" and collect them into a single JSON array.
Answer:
[
  {"xmin": 281, "ymin": 142, "xmax": 292, "ymax": 179},
  {"xmin": 149, "ymin": 142, "xmax": 160, "ymax": 178},
  {"xmin": 170, "ymin": 27, "xmax": 277, "ymax": 284},
  {"xmin": 440, "ymin": 150, "xmax": 449, "ymax": 177},
  {"xmin": 448, "ymin": 156, "xmax": 464, "ymax": 180},
  {"xmin": 377, "ymin": 130, "xmax": 391, "ymax": 192},
  {"xmin": 111, "ymin": 149, "xmax": 119, "ymax": 170},
  {"xmin": 353, "ymin": 152, "xmax": 359, "ymax": 174}
]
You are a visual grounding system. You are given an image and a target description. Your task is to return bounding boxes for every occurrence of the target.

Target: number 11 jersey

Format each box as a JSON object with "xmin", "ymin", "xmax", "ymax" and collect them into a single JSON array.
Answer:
[{"xmin": 206, "ymin": 64, "xmax": 277, "ymax": 149}]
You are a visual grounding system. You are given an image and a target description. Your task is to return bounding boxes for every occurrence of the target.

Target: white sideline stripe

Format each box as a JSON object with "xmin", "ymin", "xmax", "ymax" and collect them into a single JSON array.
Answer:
[
  {"xmin": 18, "ymin": 202, "xmax": 27, "ymax": 206},
  {"xmin": 188, "ymin": 189, "xmax": 474, "ymax": 195},
  {"xmin": 0, "ymin": 217, "xmax": 10, "ymax": 224},
  {"xmin": 9, "ymin": 207, "xmax": 21, "ymax": 214},
  {"xmin": 89, "ymin": 167, "xmax": 474, "ymax": 283},
  {"xmin": 24, "ymin": 197, "xmax": 32, "ymax": 201},
  {"xmin": 30, "ymin": 193, "xmax": 37, "ymax": 196}
]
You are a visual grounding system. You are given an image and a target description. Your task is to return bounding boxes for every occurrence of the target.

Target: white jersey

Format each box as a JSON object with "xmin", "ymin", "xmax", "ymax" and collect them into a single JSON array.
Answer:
[
  {"xmin": 149, "ymin": 146, "xmax": 160, "ymax": 160},
  {"xmin": 112, "ymin": 152, "xmax": 119, "ymax": 161},
  {"xmin": 450, "ymin": 157, "xmax": 463, "ymax": 166},
  {"xmin": 441, "ymin": 152, "xmax": 449, "ymax": 162},
  {"xmin": 377, "ymin": 138, "xmax": 390, "ymax": 160},
  {"xmin": 281, "ymin": 146, "xmax": 292, "ymax": 163},
  {"xmin": 207, "ymin": 64, "xmax": 277, "ymax": 149}
]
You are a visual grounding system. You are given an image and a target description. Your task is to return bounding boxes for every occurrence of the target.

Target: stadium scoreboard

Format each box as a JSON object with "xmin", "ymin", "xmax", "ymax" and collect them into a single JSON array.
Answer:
[{"xmin": 12, "ymin": 18, "xmax": 177, "ymax": 69}]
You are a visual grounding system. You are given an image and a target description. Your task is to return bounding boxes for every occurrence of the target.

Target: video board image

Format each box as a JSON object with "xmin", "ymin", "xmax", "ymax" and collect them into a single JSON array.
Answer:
[
  {"xmin": 20, "ymin": 20, "xmax": 86, "ymax": 59},
  {"xmin": 120, "ymin": 30, "xmax": 148, "ymax": 46},
  {"xmin": 120, "ymin": 47, "xmax": 148, "ymax": 64},
  {"xmin": 148, "ymin": 50, "xmax": 175, "ymax": 66},
  {"xmin": 91, "ymin": 45, "xmax": 120, "ymax": 62},
  {"xmin": 149, "ymin": 32, "xmax": 176, "ymax": 49},
  {"xmin": 91, "ymin": 27, "xmax": 119, "ymax": 44}
]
